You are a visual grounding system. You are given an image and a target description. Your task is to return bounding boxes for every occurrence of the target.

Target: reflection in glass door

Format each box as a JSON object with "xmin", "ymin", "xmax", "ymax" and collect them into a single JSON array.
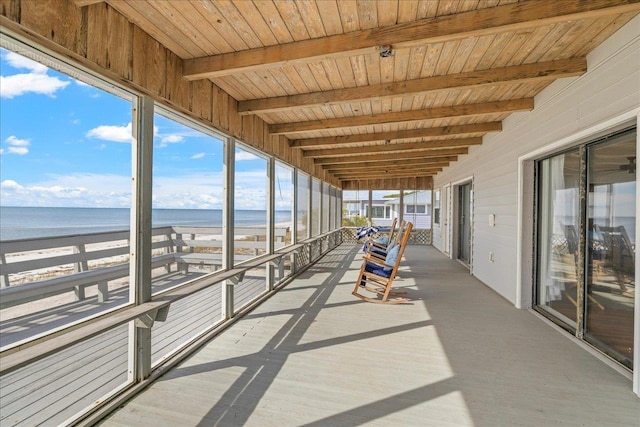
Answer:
[
  {"xmin": 536, "ymin": 149, "xmax": 581, "ymax": 328},
  {"xmin": 586, "ymin": 131, "xmax": 636, "ymax": 368},
  {"xmin": 536, "ymin": 127, "xmax": 636, "ymax": 369}
]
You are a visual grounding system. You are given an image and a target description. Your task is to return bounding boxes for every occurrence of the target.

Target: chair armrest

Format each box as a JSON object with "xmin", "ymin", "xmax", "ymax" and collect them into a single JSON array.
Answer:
[
  {"xmin": 370, "ymin": 241, "xmax": 388, "ymax": 249},
  {"xmin": 362, "ymin": 255, "xmax": 392, "ymax": 269},
  {"xmin": 367, "ymin": 251, "xmax": 386, "ymax": 261}
]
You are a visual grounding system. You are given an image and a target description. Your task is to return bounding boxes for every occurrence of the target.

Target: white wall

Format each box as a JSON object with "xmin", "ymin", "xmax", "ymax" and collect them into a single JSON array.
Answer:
[
  {"xmin": 403, "ymin": 211, "xmax": 431, "ymax": 229},
  {"xmin": 432, "ymin": 15, "xmax": 640, "ymax": 306}
]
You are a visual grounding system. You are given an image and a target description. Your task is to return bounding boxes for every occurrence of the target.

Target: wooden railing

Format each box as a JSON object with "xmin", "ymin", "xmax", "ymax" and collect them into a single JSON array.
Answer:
[
  {"xmin": 0, "ymin": 227, "xmax": 344, "ymax": 375},
  {"xmin": 340, "ymin": 226, "xmax": 432, "ymax": 245},
  {"xmin": 0, "ymin": 226, "xmax": 289, "ymax": 309}
]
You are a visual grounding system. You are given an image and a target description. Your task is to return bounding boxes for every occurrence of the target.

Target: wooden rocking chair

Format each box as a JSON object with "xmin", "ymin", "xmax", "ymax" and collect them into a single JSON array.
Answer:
[
  {"xmin": 372, "ymin": 217, "xmax": 398, "ymax": 249},
  {"xmin": 353, "ymin": 222, "xmax": 413, "ymax": 304},
  {"xmin": 366, "ymin": 219, "xmax": 403, "ymax": 259}
]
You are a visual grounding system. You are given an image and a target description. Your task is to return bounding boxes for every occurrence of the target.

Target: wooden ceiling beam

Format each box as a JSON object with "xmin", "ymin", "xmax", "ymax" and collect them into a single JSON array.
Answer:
[
  {"xmin": 341, "ymin": 177, "xmax": 433, "ymax": 191},
  {"xmin": 183, "ymin": 0, "xmax": 640, "ymax": 80},
  {"xmin": 303, "ymin": 138, "xmax": 482, "ymax": 158},
  {"xmin": 333, "ymin": 166, "xmax": 443, "ymax": 176},
  {"xmin": 290, "ymin": 122, "xmax": 501, "ymax": 148},
  {"xmin": 326, "ymin": 161, "xmax": 452, "ymax": 173},
  {"xmin": 240, "ymin": 58, "xmax": 584, "ymax": 115},
  {"xmin": 270, "ymin": 98, "xmax": 533, "ymax": 135},
  {"xmin": 324, "ymin": 157, "xmax": 457, "ymax": 171},
  {"xmin": 314, "ymin": 148, "xmax": 469, "ymax": 164},
  {"xmin": 335, "ymin": 170, "xmax": 442, "ymax": 179}
]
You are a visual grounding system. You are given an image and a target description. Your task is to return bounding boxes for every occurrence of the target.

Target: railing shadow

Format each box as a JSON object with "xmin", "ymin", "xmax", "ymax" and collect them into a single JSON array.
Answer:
[{"xmin": 157, "ymin": 244, "xmax": 429, "ymax": 426}]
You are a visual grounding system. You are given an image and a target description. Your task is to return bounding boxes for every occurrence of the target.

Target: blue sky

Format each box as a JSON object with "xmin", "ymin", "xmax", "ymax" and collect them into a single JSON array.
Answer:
[{"xmin": 0, "ymin": 48, "xmax": 293, "ymax": 210}]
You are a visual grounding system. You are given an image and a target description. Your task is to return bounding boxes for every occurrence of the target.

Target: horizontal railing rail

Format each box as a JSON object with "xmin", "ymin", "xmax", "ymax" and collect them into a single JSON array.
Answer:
[
  {"xmin": 0, "ymin": 226, "xmax": 290, "ymax": 309},
  {"xmin": 340, "ymin": 226, "xmax": 432, "ymax": 245},
  {"xmin": 0, "ymin": 228, "xmax": 343, "ymax": 374}
]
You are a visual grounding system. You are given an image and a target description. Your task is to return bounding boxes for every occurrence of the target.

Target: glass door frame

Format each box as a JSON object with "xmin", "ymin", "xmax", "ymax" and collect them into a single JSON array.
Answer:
[{"xmin": 533, "ymin": 126, "xmax": 636, "ymax": 369}]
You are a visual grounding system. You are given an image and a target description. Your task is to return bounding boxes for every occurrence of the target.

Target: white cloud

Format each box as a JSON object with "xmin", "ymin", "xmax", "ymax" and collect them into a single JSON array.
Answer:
[
  {"xmin": 86, "ymin": 122, "xmax": 133, "ymax": 143},
  {"xmin": 4, "ymin": 52, "xmax": 48, "ymax": 73},
  {"xmin": 5, "ymin": 135, "xmax": 30, "ymax": 147},
  {"xmin": 0, "ymin": 174, "xmax": 131, "ymax": 208},
  {"xmin": 6, "ymin": 146, "xmax": 29, "ymax": 155},
  {"xmin": 3, "ymin": 135, "xmax": 30, "ymax": 155},
  {"xmin": 234, "ymin": 170, "xmax": 268, "ymax": 209},
  {"xmin": 0, "ymin": 171, "xmax": 270, "ymax": 209},
  {"xmin": 1, "ymin": 179, "xmax": 24, "ymax": 190},
  {"xmin": 191, "ymin": 152, "xmax": 206, "ymax": 159},
  {"xmin": 0, "ymin": 73, "xmax": 70, "ymax": 98},
  {"xmin": 235, "ymin": 151, "xmax": 258, "ymax": 161},
  {"xmin": 1, "ymin": 51, "xmax": 70, "ymax": 98},
  {"xmin": 162, "ymin": 135, "xmax": 184, "ymax": 144},
  {"xmin": 157, "ymin": 133, "xmax": 185, "ymax": 148},
  {"xmin": 152, "ymin": 173, "xmax": 224, "ymax": 209}
]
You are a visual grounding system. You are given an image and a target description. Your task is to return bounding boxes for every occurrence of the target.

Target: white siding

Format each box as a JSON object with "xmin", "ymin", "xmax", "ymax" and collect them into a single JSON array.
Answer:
[
  {"xmin": 404, "ymin": 213, "xmax": 431, "ymax": 229},
  {"xmin": 432, "ymin": 15, "xmax": 640, "ymax": 305}
]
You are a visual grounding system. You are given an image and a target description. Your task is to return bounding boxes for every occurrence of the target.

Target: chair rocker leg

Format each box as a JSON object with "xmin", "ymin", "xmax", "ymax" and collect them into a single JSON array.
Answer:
[
  {"xmin": 353, "ymin": 290, "xmax": 408, "ymax": 304},
  {"xmin": 353, "ymin": 280, "xmax": 409, "ymax": 304}
]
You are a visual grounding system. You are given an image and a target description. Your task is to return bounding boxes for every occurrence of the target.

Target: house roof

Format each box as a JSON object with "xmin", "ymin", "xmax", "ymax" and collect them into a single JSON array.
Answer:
[{"xmin": 72, "ymin": 0, "xmax": 640, "ymax": 190}]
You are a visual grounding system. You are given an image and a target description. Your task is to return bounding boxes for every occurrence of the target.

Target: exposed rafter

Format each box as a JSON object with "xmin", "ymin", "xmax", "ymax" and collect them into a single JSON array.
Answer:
[
  {"xmin": 239, "ymin": 59, "xmax": 585, "ymax": 115},
  {"xmin": 290, "ymin": 123, "xmax": 501, "ymax": 148},
  {"xmin": 342, "ymin": 177, "xmax": 433, "ymax": 191},
  {"xmin": 303, "ymin": 138, "xmax": 482, "ymax": 158},
  {"xmin": 330, "ymin": 167, "xmax": 448, "ymax": 178},
  {"xmin": 340, "ymin": 170, "xmax": 442, "ymax": 180},
  {"xmin": 182, "ymin": 0, "xmax": 640, "ymax": 80},
  {"xmin": 269, "ymin": 99, "xmax": 533, "ymax": 135},
  {"xmin": 324, "ymin": 158, "xmax": 456, "ymax": 172},
  {"xmin": 315, "ymin": 148, "xmax": 469, "ymax": 164}
]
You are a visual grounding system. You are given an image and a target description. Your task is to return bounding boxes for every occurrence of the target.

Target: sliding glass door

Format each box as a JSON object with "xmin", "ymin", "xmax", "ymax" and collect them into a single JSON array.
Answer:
[
  {"xmin": 536, "ymin": 148, "xmax": 580, "ymax": 328},
  {"xmin": 536, "ymin": 128, "xmax": 636, "ymax": 369},
  {"xmin": 585, "ymin": 132, "xmax": 636, "ymax": 368},
  {"xmin": 457, "ymin": 183, "xmax": 472, "ymax": 265}
]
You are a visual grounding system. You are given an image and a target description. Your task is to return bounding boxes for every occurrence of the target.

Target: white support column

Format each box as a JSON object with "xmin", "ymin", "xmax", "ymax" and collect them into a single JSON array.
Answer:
[
  {"xmin": 223, "ymin": 137, "xmax": 235, "ymax": 319},
  {"xmin": 319, "ymin": 182, "xmax": 324, "ymax": 234},
  {"xmin": 368, "ymin": 190, "xmax": 373, "ymax": 225},
  {"xmin": 267, "ymin": 157, "xmax": 275, "ymax": 291},
  {"xmin": 291, "ymin": 170, "xmax": 299, "ymax": 274},
  {"xmin": 330, "ymin": 186, "xmax": 334, "ymax": 231},
  {"xmin": 338, "ymin": 189, "xmax": 343, "ymax": 228},
  {"xmin": 399, "ymin": 190, "xmax": 404, "ymax": 226},
  {"xmin": 307, "ymin": 178, "xmax": 312, "ymax": 239},
  {"xmin": 293, "ymin": 169, "xmax": 299, "ymax": 244},
  {"xmin": 128, "ymin": 95, "xmax": 154, "ymax": 382}
]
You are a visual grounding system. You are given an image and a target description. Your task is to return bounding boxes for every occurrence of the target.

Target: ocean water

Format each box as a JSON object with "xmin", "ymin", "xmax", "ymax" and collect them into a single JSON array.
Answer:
[{"xmin": 0, "ymin": 207, "xmax": 292, "ymax": 241}]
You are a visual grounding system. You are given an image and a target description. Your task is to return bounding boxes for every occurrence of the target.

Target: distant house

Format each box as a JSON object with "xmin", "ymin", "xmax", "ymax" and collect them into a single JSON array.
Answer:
[
  {"xmin": 384, "ymin": 190, "xmax": 432, "ymax": 229},
  {"xmin": 343, "ymin": 198, "xmax": 394, "ymax": 226},
  {"xmin": 343, "ymin": 190, "xmax": 431, "ymax": 228}
]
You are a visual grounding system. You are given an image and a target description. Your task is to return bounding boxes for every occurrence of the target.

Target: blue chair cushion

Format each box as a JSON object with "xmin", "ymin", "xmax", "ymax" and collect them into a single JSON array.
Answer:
[
  {"xmin": 374, "ymin": 236, "xmax": 389, "ymax": 245},
  {"xmin": 370, "ymin": 247, "xmax": 387, "ymax": 256},
  {"xmin": 384, "ymin": 245, "xmax": 400, "ymax": 271},
  {"xmin": 364, "ymin": 262, "xmax": 391, "ymax": 278}
]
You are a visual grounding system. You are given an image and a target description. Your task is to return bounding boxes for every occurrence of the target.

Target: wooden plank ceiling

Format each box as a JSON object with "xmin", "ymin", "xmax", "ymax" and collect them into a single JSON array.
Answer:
[{"xmin": 79, "ymin": 0, "xmax": 640, "ymax": 187}]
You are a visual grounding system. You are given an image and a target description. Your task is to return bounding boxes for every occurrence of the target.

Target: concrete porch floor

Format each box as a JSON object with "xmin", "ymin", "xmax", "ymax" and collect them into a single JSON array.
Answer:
[{"xmin": 99, "ymin": 244, "xmax": 639, "ymax": 426}]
